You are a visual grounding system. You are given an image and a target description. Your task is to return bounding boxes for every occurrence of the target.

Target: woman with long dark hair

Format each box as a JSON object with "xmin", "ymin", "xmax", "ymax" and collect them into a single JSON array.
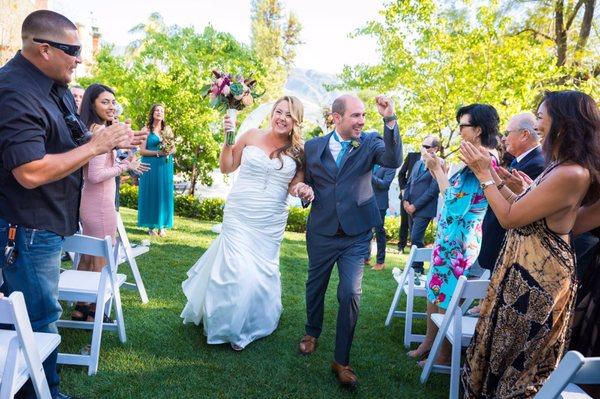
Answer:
[
  {"xmin": 137, "ymin": 103, "xmax": 175, "ymax": 236},
  {"xmin": 74, "ymin": 83, "xmax": 148, "ymax": 321},
  {"xmin": 461, "ymin": 90, "xmax": 600, "ymax": 398}
]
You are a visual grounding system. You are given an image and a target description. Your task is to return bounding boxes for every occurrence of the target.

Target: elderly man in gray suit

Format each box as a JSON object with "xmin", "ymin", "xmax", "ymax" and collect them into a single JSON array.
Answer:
[
  {"xmin": 294, "ymin": 94, "xmax": 402, "ymax": 389},
  {"xmin": 403, "ymin": 135, "xmax": 441, "ymax": 273}
]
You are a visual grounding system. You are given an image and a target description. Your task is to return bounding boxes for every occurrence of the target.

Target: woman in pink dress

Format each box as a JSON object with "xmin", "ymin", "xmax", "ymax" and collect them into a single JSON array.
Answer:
[{"xmin": 72, "ymin": 84, "xmax": 148, "ymax": 321}]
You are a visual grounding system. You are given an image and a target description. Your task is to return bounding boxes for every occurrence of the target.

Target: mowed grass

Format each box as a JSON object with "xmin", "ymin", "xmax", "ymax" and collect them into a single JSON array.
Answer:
[{"xmin": 59, "ymin": 207, "xmax": 448, "ymax": 398}]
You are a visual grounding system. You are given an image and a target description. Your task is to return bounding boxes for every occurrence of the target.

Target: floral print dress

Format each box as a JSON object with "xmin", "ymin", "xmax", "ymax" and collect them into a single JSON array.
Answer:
[{"xmin": 426, "ymin": 166, "xmax": 488, "ymax": 309}]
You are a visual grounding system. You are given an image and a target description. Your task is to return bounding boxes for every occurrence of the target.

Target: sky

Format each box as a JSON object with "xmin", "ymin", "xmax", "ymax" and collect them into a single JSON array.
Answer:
[{"xmin": 52, "ymin": 0, "xmax": 385, "ymax": 75}]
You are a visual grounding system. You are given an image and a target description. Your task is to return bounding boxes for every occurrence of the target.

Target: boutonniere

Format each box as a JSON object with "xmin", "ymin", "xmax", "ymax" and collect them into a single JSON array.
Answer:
[{"xmin": 350, "ymin": 139, "xmax": 360, "ymax": 148}]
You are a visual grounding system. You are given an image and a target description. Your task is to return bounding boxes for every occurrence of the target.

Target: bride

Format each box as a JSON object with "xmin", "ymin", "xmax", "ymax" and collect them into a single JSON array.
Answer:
[{"xmin": 181, "ymin": 96, "xmax": 313, "ymax": 350}]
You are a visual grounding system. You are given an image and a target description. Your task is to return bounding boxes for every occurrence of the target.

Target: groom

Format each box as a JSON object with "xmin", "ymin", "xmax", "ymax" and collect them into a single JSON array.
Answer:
[{"xmin": 296, "ymin": 94, "xmax": 402, "ymax": 389}]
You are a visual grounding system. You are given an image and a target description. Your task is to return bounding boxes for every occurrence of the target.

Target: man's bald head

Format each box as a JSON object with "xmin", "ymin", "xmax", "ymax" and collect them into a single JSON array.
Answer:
[
  {"xmin": 332, "ymin": 94, "xmax": 361, "ymax": 118},
  {"xmin": 22, "ymin": 10, "xmax": 77, "ymax": 43}
]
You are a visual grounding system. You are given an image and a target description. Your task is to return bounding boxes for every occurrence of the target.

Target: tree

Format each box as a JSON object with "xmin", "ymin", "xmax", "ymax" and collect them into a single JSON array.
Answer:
[
  {"xmin": 341, "ymin": 0, "xmax": 597, "ymax": 156},
  {"xmin": 81, "ymin": 13, "xmax": 268, "ymax": 194},
  {"xmin": 250, "ymin": 0, "xmax": 302, "ymax": 100}
]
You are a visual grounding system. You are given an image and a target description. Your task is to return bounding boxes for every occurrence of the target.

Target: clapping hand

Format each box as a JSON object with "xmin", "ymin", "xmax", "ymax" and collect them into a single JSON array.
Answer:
[
  {"xmin": 459, "ymin": 142, "xmax": 493, "ymax": 178},
  {"xmin": 128, "ymin": 157, "xmax": 151, "ymax": 174},
  {"xmin": 375, "ymin": 95, "xmax": 395, "ymax": 118},
  {"xmin": 497, "ymin": 167, "xmax": 532, "ymax": 194},
  {"xmin": 126, "ymin": 119, "xmax": 148, "ymax": 148},
  {"xmin": 422, "ymin": 151, "xmax": 440, "ymax": 171}
]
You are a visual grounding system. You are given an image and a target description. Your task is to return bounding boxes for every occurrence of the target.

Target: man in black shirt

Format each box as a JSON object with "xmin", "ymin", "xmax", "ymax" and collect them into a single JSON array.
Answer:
[{"xmin": 0, "ymin": 10, "xmax": 143, "ymax": 399}]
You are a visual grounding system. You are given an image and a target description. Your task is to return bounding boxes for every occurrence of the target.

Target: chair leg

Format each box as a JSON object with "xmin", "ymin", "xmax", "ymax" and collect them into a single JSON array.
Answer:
[
  {"xmin": 419, "ymin": 319, "xmax": 444, "ymax": 384},
  {"xmin": 385, "ymin": 284, "xmax": 403, "ymax": 327},
  {"xmin": 88, "ymin": 304, "xmax": 104, "ymax": 376},
  {"xmin": 113, "ymin": 285, "xmax": 127, "ymax": 343},
  {"xmin": 450, "ymin": 336, "xmax": 462, "ymax": 399},
  {"xmin": 404, "ymin": 268, "xmax": 415, "ymax": 348}
]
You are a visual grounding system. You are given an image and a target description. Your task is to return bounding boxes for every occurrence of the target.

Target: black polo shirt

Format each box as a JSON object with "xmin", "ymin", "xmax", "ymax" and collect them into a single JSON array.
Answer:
[{"xmin": 0, "ymin": 52, "xmax": 82, "ymax": 236}]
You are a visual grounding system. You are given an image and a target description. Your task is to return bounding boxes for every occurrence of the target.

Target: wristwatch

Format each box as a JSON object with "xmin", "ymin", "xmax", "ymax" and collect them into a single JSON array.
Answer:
[
  {"xmin": 480, "ymin": 179, "xmax": 495, "ymax": 190},
  {"xmin": 383, "ymin": 114, "xmax": 397, "ymax": 123}
]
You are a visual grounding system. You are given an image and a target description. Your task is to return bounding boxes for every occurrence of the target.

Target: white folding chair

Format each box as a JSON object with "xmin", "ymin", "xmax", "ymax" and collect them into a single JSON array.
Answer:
[
  {"xmin": 57, "ymin": 234, "xmax": 127, "ymax": 375},
  {"xmin": 535, "ymin": 351, "xmax": 600, "ymax": 399},
  {"xmin": 385, "ymin": 245, "xmax": 431, "ymax": 348},
  {"xmin": 115, "ymin": 212, "xmax": 149, "ymax": 303},
  {"xmin": 420, "ymin": 275, "xmax": 490, "ymax": 399},
  {"xmin": 0, "ymin": 292, "xmax": 61, "ymax": 399}
]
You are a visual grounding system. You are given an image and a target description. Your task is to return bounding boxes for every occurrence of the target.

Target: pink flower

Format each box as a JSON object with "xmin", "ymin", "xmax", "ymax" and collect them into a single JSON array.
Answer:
[
  {"xmin": 209, "ymin": 92, "xmax": 216, "ymax": 102},
  {"xmin": 241, "ymin": 93, "xmax": 253, "ymax": 106},
  {"xmin": 451, "ymin": 252, "xmax": 469, "ymax": 278},
  {"xmin": 472, "ymin": 193, "xmax": 485, "ymax": 204},
  {"xmin": 434, "ymin": 293, "xmax": 446, "ymax": 305},
  {"xmin": 221, "ymin": 85, "xmax": 231, "ymax": 96},
  {"xmin": 429, "ymin": 274, "xmax": 443, "ymax": 293},
  {"xmin": 432, "ymin": 244, "xmax": 444, "ymax": 265}
]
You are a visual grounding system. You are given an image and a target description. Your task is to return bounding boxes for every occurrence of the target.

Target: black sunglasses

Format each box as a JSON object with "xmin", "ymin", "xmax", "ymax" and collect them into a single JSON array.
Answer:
[
  {"xmin": 33, "ymin": 38, "xmax": 81, "ymax": 57},
  {"xmin": 458, "ymin": 123, "xmax": 475, "ymax": 130},
  {"xmin": 422, "ymin": 144, "xmax": 433, "ymax": 149}
]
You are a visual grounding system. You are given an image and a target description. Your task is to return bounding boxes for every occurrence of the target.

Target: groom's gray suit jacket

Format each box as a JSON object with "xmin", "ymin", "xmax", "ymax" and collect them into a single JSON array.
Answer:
[{"xmin": 304, "ymin": 124, "xmax": 402, "ymax": 236}]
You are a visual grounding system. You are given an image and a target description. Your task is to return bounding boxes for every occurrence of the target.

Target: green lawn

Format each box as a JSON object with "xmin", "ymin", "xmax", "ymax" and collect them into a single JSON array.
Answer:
[{"xmin": 59, "ymin": 207, "xmax": 448, "ymax": 398}]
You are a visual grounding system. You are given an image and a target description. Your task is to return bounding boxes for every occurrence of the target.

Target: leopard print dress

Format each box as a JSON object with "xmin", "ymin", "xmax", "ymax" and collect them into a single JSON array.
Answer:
[{"xmin": 461, "ymin": 163, "xmax": 578, "ymax": 398}]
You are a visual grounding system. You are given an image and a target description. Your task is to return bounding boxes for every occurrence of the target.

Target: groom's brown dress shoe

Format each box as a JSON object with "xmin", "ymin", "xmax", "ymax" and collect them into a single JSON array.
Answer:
[
  {"xmin": 298, "ymin": 334, "xmax": 317, "ymax": 355},
  {"xmin": 331, "ymin": 361, "xmax": 358, "ymax": 389},
  {"xmin": 372, "ymin": 262, "xmax": 385, "ymax": 271}
]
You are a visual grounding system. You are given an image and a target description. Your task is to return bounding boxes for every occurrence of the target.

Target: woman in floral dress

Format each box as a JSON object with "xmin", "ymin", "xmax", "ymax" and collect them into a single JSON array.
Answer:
[{"xmin": 407, "ymin": 104, "xmax": 499, "ymax": 366}]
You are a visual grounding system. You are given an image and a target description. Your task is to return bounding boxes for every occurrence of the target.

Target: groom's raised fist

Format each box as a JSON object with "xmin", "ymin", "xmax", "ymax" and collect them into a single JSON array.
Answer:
[{"xmin": 375, "ymin": 95, "xmax": 394, "ymax": 118}]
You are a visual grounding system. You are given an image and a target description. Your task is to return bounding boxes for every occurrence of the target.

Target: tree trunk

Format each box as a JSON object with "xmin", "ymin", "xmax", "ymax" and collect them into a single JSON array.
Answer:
[
  {"xmin": 189, "ymin": 164, "xmax": 198, "ymax": 196},
  {"xmin": 575, "ymin": 0, "xmax": 596, "ymax": 54},
  {"xmin": 555, "ymin": 0, "xmax": 568, "ymax": 67}
]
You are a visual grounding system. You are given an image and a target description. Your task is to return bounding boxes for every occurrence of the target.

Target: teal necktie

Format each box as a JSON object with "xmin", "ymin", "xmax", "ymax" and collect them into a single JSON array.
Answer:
[{"xmin": 335, "ymin": 140, "xmax": 351, "ymax": 166}]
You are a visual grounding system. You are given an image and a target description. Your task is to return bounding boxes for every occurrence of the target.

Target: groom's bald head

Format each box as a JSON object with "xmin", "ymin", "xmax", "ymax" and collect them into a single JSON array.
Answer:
[{"xmin": 332, "ymin": 94, "xmax": 362, "ymax": 118}]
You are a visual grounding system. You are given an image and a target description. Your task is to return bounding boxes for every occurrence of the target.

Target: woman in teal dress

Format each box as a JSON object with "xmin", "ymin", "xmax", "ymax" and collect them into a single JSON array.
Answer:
[
  {"xmin": 138, "ymin": 103, "xmax": 175, "ymax": 236},
  {"xmin": 407, "ymin": 104, "xmax": 499, "ymax": 366}
]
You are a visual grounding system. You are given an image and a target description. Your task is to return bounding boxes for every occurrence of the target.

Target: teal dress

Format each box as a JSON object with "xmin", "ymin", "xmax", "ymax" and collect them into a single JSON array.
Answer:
[
  {"xmin": 137, "ymin": 132, "xmax": 174, "ymax": 229},
  {"xmin": 426, "ymin": 166, "xmax": 488, "ymax": 309}
]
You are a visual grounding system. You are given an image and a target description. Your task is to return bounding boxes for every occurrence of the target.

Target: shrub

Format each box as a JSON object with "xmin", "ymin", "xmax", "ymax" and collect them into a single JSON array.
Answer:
[
  {"xmin": 286, "ymin": 206, "xmax": 310, "ymax": 233},
  {"xmin": 196, "ymin": 197, "xmax": 225, "ymax": 222},
  {"xmin": 120, "ymin": 184, "xmax": 225, "ymax": 222},
  {"xmin": 384, "ymin": 215, "xmax": 436, "ymax": 246},
  {"xmin": 119, "ymin": 183, "xmax": 138, "ymax": 209}
]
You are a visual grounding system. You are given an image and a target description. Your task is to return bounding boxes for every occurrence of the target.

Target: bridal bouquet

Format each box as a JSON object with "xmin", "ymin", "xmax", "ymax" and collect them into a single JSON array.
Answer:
[{"xmin": 202, "ymin": 70, "xmax": 261, "ymax": 145}]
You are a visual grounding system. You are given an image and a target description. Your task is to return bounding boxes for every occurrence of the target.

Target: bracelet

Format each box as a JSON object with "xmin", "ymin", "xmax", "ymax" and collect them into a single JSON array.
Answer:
[{"xmin": 497, "ymin": 181, "xmax": 506, "ymax": 190}]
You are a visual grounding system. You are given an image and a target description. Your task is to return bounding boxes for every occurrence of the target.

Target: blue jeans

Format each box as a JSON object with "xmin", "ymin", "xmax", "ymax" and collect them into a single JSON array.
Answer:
[
  {"xmin": 409, "ymin": 216, "xmax": 432, "ymax": 273},
  {"xmin": 0, "ymin": 219, "xmax": 63, "ymax": 399}
]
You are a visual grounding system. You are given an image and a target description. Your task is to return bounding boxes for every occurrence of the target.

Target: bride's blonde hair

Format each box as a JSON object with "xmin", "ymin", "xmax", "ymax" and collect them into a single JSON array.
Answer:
[{"xmin": 270, "ymin": 96, "xmax": 305, "ymax": 170}]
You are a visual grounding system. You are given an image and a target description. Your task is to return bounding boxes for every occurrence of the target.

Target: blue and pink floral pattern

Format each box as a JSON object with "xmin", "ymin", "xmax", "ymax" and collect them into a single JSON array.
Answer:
[{"xmin": 426, "ymin": 166, "xmax": 488, "ymax": 309}]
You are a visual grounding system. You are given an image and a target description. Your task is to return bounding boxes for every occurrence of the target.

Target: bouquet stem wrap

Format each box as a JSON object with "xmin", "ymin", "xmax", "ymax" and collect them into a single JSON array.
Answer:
[{"xmin": 225, "ymin": 108, "xmax": 237, "ymax": 146}]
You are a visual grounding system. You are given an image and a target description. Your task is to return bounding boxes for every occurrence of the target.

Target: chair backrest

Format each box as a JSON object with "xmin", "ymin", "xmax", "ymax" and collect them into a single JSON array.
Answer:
[
  {"xmin": 62, "ymin": 234, "xmax": 115, "ymax": 271},
  {"xmin": 0, "ymin": 292, "xmax": 51, "ymax": 398},
  {"xmin": 535, "ymin": 351, "xmax": 600, "ymax": 397},
  {"xmin": 410, "ymin": 246, "xmax": 433, "ymax": 264}
]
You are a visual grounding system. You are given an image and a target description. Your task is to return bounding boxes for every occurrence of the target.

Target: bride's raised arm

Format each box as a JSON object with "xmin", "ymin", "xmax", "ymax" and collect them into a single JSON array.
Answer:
[{"xmin": 219, "ymin": 115, "xmax": 256, "ymax": 174}]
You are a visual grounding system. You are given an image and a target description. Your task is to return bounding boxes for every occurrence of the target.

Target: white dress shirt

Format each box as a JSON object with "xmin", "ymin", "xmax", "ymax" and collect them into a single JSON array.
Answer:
[
  {"xmin": 328, "ymin": 130, "xmax": 351, "ymax": 161},
  {"xmin": 516, "ymin": 145, "xmax": 540, "ymax": 163}
]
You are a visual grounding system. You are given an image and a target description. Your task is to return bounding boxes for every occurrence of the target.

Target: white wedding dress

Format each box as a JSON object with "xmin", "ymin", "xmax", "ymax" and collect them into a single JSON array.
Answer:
[{"xmin": 181, "ymin": 145, "xmax": 296, "ymax": 348}]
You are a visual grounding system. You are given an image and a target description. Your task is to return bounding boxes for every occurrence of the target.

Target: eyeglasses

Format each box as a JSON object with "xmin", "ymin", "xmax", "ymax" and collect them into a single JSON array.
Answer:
[
  {"xmin": 422, "ymin": 144, "xmax": 434, "ymax": 149},
  {"xmin": 33, "ymin": 38, "xmax": 81, "ymax": 57},
  {"xmin": 503, "ymin": 129, "xmax": 519, "ymax": 137},
  {"xmin": 458, "ymin": 123, "xmax": 475, "ymax": 130}
]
